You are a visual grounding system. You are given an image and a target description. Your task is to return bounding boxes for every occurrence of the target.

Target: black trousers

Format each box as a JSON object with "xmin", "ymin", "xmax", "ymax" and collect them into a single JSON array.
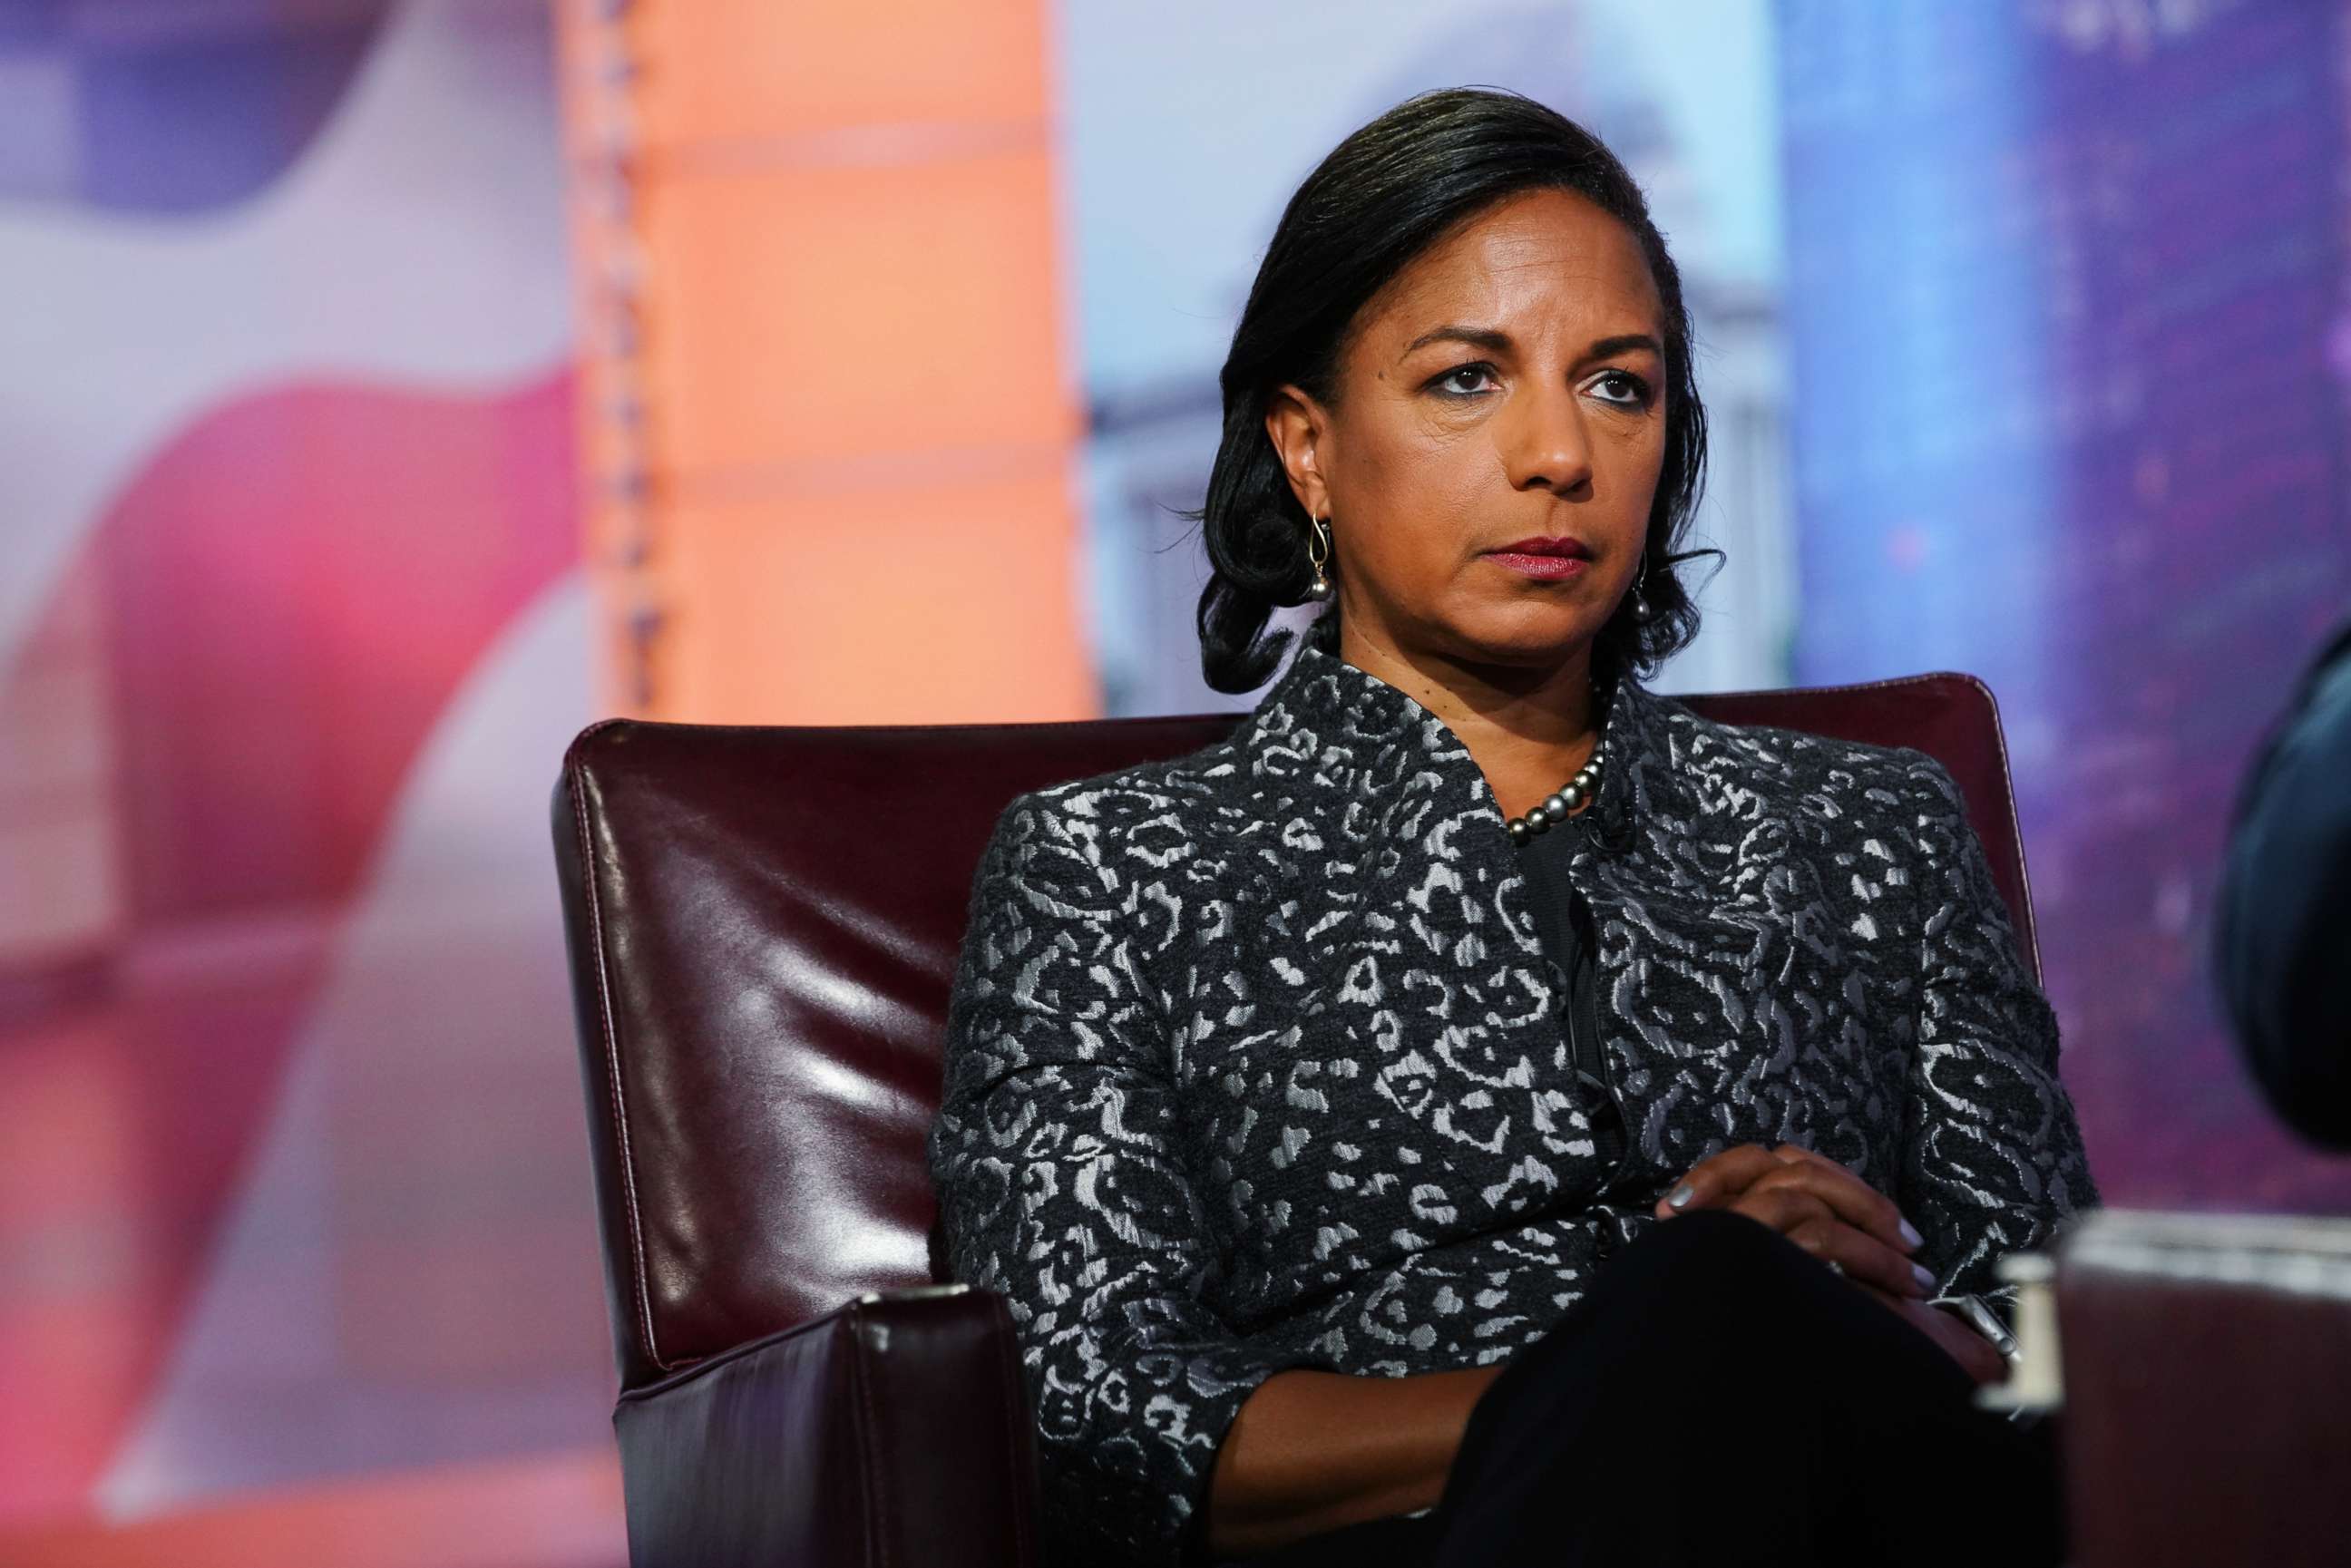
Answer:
[{"xmin": 1234, "ymin": 1210, "xmax": 2065, "ymax": 1567}]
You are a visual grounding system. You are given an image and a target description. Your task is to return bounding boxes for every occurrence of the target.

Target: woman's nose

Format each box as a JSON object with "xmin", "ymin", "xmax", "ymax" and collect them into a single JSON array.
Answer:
[{"xmin": 1500, "ymin": 381, "xmax": 1595, "ymax": 495}]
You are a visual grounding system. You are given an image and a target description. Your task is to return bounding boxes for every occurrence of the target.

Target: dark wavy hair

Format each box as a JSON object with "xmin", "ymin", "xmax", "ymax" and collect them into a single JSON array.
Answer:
[{"xmin": 1192, "ymin": 86, "xmax": 1712, "ymax": 694}]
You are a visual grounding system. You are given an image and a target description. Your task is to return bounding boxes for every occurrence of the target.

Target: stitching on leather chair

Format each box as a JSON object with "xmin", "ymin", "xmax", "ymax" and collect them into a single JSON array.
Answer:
[
  {"xmin": 568, "ymin": 739, "xmax": 664, "ymax": 1370},
  {"xmin": 990, "ymin": 1292, "xmax": 1035, "ymax": 1564},
  {"xmin": 847, "ymin": 1307, "xmax": 888, "ymax": 1567},
  {"xmin": 1955, "ymin": 671, "xmax": 2044, "ymax": 985}
]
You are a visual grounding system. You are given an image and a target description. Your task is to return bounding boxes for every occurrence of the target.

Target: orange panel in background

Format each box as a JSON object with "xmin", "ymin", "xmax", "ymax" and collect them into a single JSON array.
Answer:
[
  {"xmin": 639, "ymin": 150, "xmax": 1076, "ymax": 476},
  {"xmin": 623, "ymin": 0, "xmax": 1050, "ymax": 147},
  {"xmin": 561, "ymin": 0, "xmax": 1090, "ymax": 726},
  {"xmin": 650, "ymin": 467, "xmax": 1091, "ymax": 726}
]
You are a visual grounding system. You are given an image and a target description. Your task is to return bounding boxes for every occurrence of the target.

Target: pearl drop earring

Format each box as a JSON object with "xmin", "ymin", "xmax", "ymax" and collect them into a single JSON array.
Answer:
[{"xmin": 1306, "ymin": 514, "xmax": 1334, "ymax": 604}]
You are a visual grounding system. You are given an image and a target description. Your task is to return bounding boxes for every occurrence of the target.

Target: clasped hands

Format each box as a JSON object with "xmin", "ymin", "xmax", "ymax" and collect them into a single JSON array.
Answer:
[{"xmin": 1652, "ymin": 1143, "xmax": 2009, "ymax": 1387}]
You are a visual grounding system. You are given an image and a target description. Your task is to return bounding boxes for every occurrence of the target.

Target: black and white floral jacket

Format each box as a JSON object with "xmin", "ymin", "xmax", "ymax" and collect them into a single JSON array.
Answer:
[{"xmin": 928, "ymin": 640, "xmax": 2098, "ymax": 1566}]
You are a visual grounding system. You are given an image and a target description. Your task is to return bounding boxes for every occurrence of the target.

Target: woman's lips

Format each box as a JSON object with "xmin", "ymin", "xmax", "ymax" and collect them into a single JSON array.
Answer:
[
  {"xmin": 1484, "ymin": 536, "xmax": 1593, "ymax": 581},
  {"xmin": 1486, "ymin": 551, "xmax": 1590, "ymax": 580}
]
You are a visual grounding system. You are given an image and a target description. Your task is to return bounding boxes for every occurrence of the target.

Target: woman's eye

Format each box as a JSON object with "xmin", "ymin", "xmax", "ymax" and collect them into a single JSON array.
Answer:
[
  {"xmin": 1432, "ymin": 364, "xmax": 1497, "ymax": 397},
  {"xmin": 1589, "ymin": 370, "xmax": 1654, "ymax": 408}
]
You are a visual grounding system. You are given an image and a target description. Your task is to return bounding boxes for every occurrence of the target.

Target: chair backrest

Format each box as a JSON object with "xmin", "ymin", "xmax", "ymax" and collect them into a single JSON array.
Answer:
[{"xmin": 552, "ymin": 671, "xmax": 2036, "ymax": 1391}]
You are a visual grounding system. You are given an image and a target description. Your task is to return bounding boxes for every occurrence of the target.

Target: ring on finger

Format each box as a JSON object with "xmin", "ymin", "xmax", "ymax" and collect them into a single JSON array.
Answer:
[{"xmin": 1821, "ymin": 1258, "xmax": 1847, "ymax": 1280}]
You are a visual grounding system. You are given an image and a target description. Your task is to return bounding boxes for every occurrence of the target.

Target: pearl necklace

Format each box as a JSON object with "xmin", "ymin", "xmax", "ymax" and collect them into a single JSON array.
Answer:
[{"xmin": 1504, "ymin": 742, "xmax": 1605, "ymax": 844}]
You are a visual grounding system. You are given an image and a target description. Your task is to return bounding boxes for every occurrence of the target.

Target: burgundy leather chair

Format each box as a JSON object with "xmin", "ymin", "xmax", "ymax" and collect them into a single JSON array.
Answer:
[{"xmin": 550, "ymin": 672, "xmax": 2046, "ymax": 1568}]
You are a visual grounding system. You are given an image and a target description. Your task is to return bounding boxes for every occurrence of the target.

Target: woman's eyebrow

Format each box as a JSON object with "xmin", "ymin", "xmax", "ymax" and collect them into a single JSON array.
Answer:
[
  {"xmin": 1398, "ymin": 326, "xmax": 1663, "ymax": 360},
  {"xmin": 1586, "ymin": 332, "xmax": 1663, "ymax": 359},
  {"xmin": 1401, "ymin": 324, "xmax": 1513, "ymax": 357}
]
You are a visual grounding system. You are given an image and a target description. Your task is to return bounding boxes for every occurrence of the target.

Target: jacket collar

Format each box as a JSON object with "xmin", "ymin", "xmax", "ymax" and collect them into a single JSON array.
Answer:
[{"xmin": 1235, "ymin": 637, "xmax": 1677, "ymax": 859}]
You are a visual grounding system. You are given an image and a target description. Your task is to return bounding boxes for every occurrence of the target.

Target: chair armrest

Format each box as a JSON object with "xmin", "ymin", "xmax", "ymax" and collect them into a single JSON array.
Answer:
[
  {"xmin": 613, "ymin": 1285, "xmax": 1039, "ymax": 1568},
  {"xmin": 2054, "ymin": 1210, "xmax": 2351, "ymax": 1568}
]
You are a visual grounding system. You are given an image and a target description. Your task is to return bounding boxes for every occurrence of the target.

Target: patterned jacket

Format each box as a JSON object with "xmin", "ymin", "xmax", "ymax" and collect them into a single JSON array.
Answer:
[{"xmin": 928, "ymin": 640, "xmax": 2099, "ymax": 1565}]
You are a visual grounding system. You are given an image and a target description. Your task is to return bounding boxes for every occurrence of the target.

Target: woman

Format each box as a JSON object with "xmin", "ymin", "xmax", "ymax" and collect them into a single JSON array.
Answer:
[{"xmin": 930, "ymin": 88, "xmax": 2097, "ymax": 1567}]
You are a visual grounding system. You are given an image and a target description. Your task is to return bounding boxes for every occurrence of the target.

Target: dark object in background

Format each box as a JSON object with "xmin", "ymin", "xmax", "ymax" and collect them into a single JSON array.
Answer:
[{"xmin": 2217, "ymin": 620, "xmax": 2351, "ymax": 1150}]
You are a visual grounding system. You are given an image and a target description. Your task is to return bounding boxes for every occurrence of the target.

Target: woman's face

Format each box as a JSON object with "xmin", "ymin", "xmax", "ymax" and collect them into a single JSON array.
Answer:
[{"xmin": 1266, "ymin": 187, "xmax": 1669, "ymax": 672}]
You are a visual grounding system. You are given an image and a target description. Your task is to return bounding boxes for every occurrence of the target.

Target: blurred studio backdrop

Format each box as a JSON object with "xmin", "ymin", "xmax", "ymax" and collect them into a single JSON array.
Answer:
[{"xmin": 2, "ymin": 0, "xmax": 2346, "ymax": 1562}]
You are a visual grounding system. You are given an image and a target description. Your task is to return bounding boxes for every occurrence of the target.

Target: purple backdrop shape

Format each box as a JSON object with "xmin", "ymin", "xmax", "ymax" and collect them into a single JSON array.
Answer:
[
  {"xmin": 1779, "ymin": 0, "xmax": 2351, "ymax": 1209},
  {"xmin": 0, "ymin": 0, "xmax": 395, "ymax": 212}
]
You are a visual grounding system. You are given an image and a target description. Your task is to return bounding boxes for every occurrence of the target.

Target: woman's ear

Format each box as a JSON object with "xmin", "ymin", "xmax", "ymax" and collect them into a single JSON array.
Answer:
[{"xmin": 1263, "ymin": 384, "xmax": 1331, "ymax": 520}]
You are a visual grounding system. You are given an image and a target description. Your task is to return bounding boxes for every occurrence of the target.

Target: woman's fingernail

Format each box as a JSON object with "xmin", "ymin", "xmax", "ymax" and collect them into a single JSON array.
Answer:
[
  {"xmin": 1666, "ymin": 1183, "xmax": 1695, "ymax": 1210},
  {"xmin": 1898, "ymin": 1218, "xmax": 1924, "ymax": 1250},
  {"xmin": 1911, "ymin": 1262, "xmax": 1936, "ymax": 1294}
]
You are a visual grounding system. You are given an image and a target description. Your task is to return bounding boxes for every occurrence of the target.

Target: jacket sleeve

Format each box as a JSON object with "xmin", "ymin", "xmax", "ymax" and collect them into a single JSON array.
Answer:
[
  {"xmin": 1893, "ymin": 755, "xmax": 2101, "ymax": 1320},
  {"xmin": 927, "ymin": 793, "xmax": 1328, "ymax": 1567}
]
